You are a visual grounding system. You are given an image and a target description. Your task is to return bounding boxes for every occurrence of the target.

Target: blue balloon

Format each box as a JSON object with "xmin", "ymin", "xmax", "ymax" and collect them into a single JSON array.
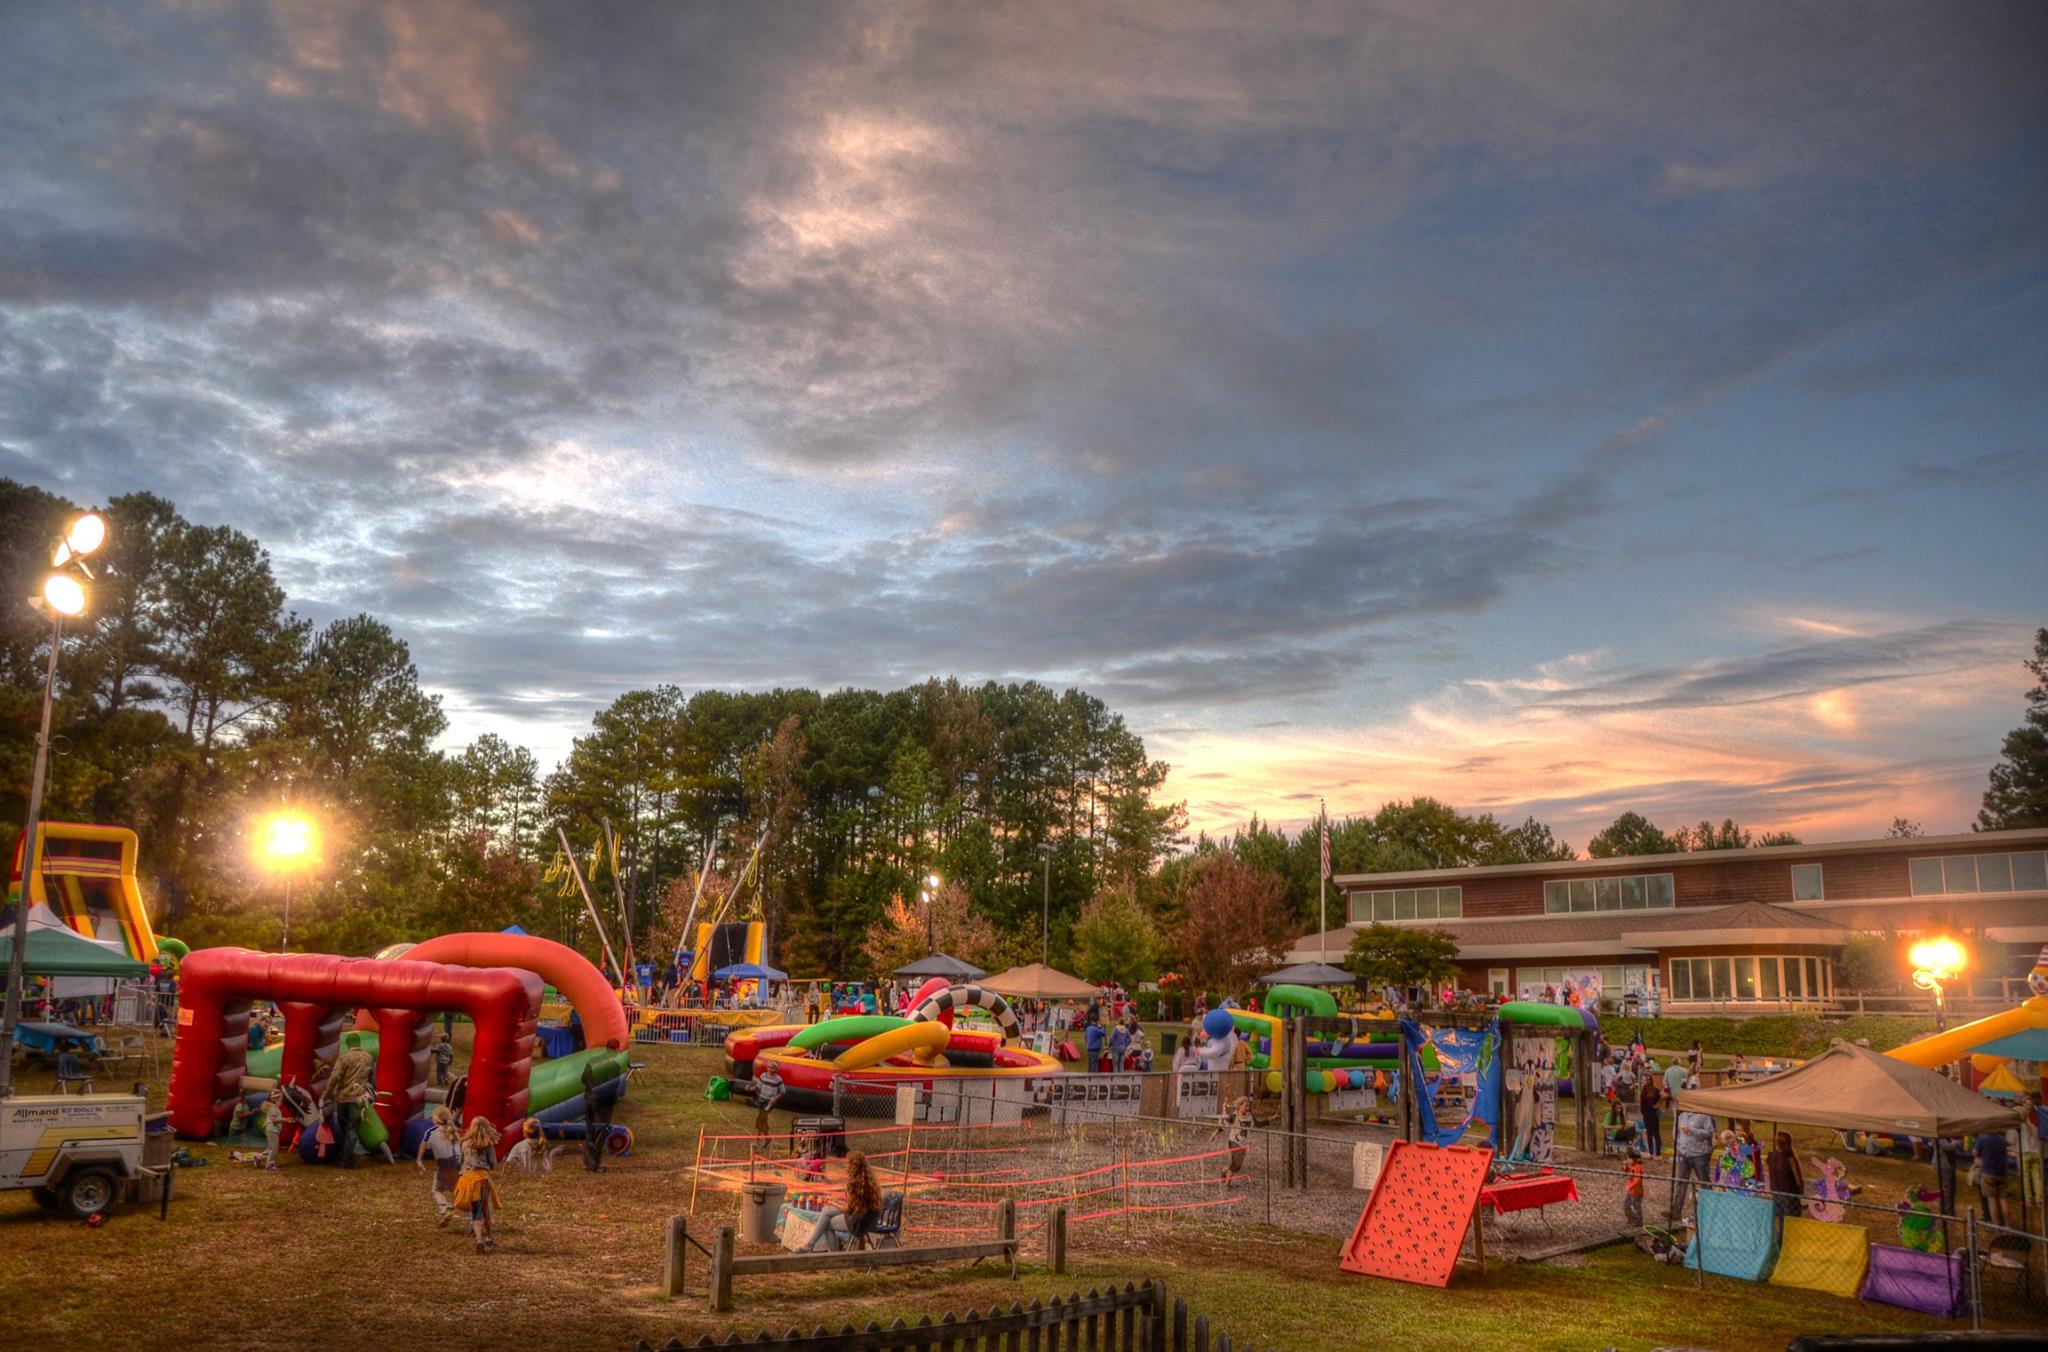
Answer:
[{"xmin": 1202, "ymin": 1007, "xmax": 1235, "ymax": 1039}]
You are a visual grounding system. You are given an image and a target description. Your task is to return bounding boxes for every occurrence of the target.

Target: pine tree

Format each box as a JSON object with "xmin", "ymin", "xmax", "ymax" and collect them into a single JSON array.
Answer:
[{"xmin": 1978, "ymin": 627, "xmax": 2048, "ymax": 830}]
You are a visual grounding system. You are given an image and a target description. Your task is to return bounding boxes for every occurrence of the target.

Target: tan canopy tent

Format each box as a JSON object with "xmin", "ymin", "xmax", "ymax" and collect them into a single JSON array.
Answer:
[
  {"xmin": 976, "ymin": 963, "xmax": 1101, "ymax": 1000},
  {"xmin": 1672, "ymin": 1040, "xmax": 2021, "ymax": 1137}
]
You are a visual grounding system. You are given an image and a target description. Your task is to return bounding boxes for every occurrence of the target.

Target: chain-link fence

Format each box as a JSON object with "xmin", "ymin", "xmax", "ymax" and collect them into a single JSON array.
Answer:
[{"xmin": 694, "ymin": 1065, "xmax": 2048, "ymax": 1332}]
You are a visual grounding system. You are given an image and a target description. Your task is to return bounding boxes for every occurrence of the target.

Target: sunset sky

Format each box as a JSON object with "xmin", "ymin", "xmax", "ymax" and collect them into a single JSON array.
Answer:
[{"xmin": 2, "ymin": 2, "xmax": 2043, "ymax": 847}]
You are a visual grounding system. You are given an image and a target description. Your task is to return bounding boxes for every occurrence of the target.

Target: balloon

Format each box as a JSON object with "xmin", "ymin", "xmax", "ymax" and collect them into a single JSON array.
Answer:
[
  {"xmin": 1265, "ymin": 1071, "xmax": 1283, "ymax": 1094},
  {"xmin": 1202, "ymin": 1007, "xmax": 1235, "ymax": 1039}
]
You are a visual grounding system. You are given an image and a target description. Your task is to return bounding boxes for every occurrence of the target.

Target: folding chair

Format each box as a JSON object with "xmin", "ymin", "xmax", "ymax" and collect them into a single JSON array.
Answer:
[{"xmin": 56, "ymin": 1052, "xmax": 95, "ymax": 1095}]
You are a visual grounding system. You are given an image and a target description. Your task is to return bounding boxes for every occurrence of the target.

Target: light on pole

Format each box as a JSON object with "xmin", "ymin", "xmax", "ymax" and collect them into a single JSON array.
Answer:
[
  {"xmin": 1037, "ymin": 842, "xmax": 1055, "ymax": 966},
  {"xmin": 1, "ymin": 512, "xmax": 107, "ymax": 1099},
  {"xmin": 1909, "ymin": 936, "xmax": 1967, "ymax": 1033},
  {"xmin": 257, "ymin": 811, "xmax": 319, "ymax": 951},
  {"xmin": 920, "ymin": 873, "xmax": 941, "ymax": 954}
]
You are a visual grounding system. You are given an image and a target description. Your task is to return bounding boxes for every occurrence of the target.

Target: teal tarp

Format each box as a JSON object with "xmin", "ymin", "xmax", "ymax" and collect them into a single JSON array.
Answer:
[{"xmin": 1686, "ymin": 1189, "xmax": 1778, "ymax": 1281}]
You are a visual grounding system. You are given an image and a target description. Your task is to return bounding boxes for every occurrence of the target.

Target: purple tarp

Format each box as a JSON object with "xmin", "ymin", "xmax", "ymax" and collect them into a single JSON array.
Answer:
[{"xmin": 1861, "ymin": 1242, "xmax": 1964, "ymax": 1318}]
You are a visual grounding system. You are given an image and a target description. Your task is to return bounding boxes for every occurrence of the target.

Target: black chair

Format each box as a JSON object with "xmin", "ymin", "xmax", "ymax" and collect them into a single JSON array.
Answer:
[{"xmin": 865, "ymin": 1191, "xmax": 904, "ymax": 1249}]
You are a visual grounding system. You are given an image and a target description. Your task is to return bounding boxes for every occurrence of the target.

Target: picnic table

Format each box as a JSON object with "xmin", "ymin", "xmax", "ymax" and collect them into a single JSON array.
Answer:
[
  {"xmin": 13, "ymin": 1021, "xmax": 104, "ymax": 1059},
  {"xmin": 1477, "ymin": 1169, "xmax": 1580, "ymax": 1231}
]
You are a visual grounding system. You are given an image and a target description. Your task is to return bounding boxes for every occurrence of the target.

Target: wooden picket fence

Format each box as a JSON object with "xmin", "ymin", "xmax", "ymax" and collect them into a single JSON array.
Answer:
[{"xmin": 630, "ymin": 1279, "xmax": 1279, "ymax": 1351}]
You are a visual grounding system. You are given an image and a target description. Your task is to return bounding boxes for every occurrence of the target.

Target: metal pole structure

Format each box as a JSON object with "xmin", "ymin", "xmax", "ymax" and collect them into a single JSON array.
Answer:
[
  {"xmin": 1041, "ymin": 848, "xmax": 1052, "ymax": 966},
  {"xmin": 0, "ymin": 614, "xmax": 62, "ymax": 1099}
]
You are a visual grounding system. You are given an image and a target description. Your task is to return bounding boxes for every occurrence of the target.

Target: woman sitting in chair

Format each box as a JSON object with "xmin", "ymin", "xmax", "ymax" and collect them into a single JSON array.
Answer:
[{"xmin": 804, "ymin": 1151, "xmax": 883, "ymax": 1252}]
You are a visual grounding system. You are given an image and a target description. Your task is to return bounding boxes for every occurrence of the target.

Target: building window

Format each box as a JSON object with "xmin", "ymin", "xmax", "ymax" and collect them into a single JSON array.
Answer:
[
  {"xmin": 1910, "ymin": 851, "xmax": 2048, "ymax": 897},
  {"xmin": 1544, "ymin": 873, "xmax": 1677, "ymax": 914},
  {"xmin": 1791, "ymin": 864, "xmax": 1824, "ymax": 901},
  {"xmin": 1487, "ymin": 968, "xmax": 1509, "ymax": 997},
  {"xmin": 1350, "ymin": 886, "xmax": 1464, "ymax": 923},
  {"xmin": 1513, "ymin": 965, "xmax": 1653, "ymax": 1001},
  {"xmin": 1669, "ymin": 954, "xmax": 1831, "ymax": 1003}
]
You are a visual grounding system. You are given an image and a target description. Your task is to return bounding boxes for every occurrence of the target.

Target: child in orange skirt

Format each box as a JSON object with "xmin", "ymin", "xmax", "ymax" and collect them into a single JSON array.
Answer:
[{"xmin": 453, "ymin": 1116, "xmax": 503, "ymax": 1254}]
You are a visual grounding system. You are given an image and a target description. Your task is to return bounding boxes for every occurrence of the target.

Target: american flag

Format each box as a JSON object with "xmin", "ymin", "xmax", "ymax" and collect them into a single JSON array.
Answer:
[{"xmin": 1320, "ymin": 805, "xmax": 1331, "ymax": 879}]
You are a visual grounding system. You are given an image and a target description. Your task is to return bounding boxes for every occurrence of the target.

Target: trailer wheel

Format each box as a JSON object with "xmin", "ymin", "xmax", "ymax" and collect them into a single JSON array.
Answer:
[{"xmin": 58, "ymin": 1168, "xmax": 118, "ymax": 1220}]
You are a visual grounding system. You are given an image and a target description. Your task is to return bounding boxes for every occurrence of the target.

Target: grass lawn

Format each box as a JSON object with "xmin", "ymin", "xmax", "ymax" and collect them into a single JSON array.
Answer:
[{"xmin": 0, "ymin": 1036, "xmax": 1970, "ymax": 1351}]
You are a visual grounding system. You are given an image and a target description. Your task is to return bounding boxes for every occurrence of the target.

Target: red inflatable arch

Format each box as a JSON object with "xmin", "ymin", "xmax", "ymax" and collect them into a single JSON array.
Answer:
[
  {"xmin": 166, "ymin": 949, "xmax": 540, "ymax": 1145},
  {"xmin": 401, "ymin": 931, "xmax": 630, "ymax": 1050}
]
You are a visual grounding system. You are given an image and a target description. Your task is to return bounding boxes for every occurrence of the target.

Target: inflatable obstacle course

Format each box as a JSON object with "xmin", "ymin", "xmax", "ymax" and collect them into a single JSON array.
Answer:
[
  {"xmin": 166, "ymin": 932, "xmax": 632, "ymax": 1160},
  {"xmin": 725, "ymin": 979, "xmax": 1062, "ymax": 1111}
]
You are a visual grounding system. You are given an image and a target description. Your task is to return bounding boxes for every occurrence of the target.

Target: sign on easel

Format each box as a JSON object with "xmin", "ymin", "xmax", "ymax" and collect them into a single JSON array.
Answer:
[{"xmin": 1352, "ymin": 1140, "xmax": 1384, "ymax": 1190}]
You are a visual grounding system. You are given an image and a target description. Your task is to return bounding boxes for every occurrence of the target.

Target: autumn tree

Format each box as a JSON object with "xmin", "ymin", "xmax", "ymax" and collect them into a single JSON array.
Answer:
[
  {"xmin": 1172, "ymin": 853, "xmax": 1295, "ymax": 998},
  {"xmin": 860, "ymin": 881, "xmax": 1007, "ymax": 976}
]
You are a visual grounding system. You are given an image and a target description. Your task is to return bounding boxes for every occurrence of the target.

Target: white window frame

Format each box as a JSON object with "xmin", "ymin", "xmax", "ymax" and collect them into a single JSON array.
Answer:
[{"xmin": 1791, "ymin": 863, "xmax": 1824, "ymax": 901}]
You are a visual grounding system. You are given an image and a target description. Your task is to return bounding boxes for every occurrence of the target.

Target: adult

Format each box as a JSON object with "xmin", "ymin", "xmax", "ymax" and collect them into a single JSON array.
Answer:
[
  {"xmin": 1975, "ymin": 1122, "xmax": 2012, "ymax": 1229},
  {"xmin": 2021, "ymin": 1093, "xmax": 2043, "ymax": 1209},
  {"xmin": 1107, "ymin": 1017, "xmax": 1132, "ymax": 1073},
  {"xmin": 1670, "ymin": 1099, "xmax": 1716, "ymax": 1224},
  {"xmin": 1083, "ymin": 1010, "xmax": 1105, "ymax": 1072},
  {"xmin": 327, "ymin": 1046, "xmax": 376, "ymax": 1171},
  {"xmin": 804, "ymin": 1150, "xmax": 884, "ymax": 1252},
  {"xmin": 1662, "ymin": 1056, "xmax": 1688, "ymax": 1098},
  {"xmin": 1765, "ymin": 1130, "xmax": 1805, "ymax": 1221},
  {"xmin": 1637, "ymin": 1071, "xmax": 1664, "ymax": 1159},
  {"xmin": 1687, "ymin": 1040, "xmax": 1703, "ymax": 1077}
]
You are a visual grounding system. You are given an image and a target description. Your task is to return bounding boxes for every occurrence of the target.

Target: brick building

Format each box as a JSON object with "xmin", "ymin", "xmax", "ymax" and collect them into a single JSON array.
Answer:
[{"xmin": 1282, "ymin": 827, "xmax": 2048, "ymax": 1010}]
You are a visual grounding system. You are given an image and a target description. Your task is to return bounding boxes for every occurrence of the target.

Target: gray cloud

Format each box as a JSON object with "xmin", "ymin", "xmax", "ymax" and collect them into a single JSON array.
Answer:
[{"xmin": 0, "ymin": 0, "xmax": 2041, "ymax": 814}]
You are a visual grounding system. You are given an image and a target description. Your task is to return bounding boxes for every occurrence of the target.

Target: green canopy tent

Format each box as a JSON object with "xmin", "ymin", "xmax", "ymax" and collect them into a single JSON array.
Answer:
[{"xmin": 0, "ymin": 922, "xmax": 149, "ymax": 979}]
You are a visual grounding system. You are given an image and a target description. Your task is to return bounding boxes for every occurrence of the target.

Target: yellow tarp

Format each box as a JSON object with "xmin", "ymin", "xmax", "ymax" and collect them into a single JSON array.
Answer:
[{"xmin": 1769, "ymin": 1215, "xmax": 1870, "ymax": 1298}]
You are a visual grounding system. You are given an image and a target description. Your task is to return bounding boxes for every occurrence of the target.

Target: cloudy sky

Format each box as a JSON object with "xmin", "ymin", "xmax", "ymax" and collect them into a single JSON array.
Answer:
[{"xmin": 3, "ymin": 2, "xmax": 2044, "ymax": 845}]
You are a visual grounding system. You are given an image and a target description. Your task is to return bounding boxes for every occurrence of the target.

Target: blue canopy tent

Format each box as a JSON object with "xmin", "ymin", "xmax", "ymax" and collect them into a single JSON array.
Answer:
[{"xmin": 711, "ymin": 961, "xmax": 788, "ymax": 1008}]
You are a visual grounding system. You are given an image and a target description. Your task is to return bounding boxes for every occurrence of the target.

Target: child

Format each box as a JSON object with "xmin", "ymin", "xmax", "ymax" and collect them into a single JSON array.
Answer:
[
  {"xmin": 1220, "ymin": 1096, "xmax": 1254, "ymax": 1179},
  {"xmin": 431, "ymin": 1032, "xmax": 456, "ymax": 1087},
  {"xmin": 453, "ymin": 1116, "xmax": 503, "ymax": 1254},
  {"xmin": 416, "ymin": 1105, "xmax": 462, "ymax": 1225},
  {"xmin": 1623, "ymin": 1148, "xmax": 1645, "ymax": 1229},
  {"xmin": 504, "ymin": 1117, "xmax": 566, "ymax": 1173}
]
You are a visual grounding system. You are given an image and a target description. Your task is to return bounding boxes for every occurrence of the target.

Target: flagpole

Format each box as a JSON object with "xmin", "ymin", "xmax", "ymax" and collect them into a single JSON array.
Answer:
[{"xmin": 1319, "ymin": 798, "xmax": 1328, "ymax": 963}]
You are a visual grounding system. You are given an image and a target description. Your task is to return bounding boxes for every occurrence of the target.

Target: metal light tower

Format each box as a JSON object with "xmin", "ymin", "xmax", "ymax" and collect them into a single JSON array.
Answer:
[{"xmin": 1, "ymin": 512, "xmax": 108, "ymax": 1098}]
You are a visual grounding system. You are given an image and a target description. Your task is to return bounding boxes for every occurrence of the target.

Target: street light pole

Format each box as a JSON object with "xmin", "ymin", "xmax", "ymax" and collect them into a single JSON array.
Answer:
[
  {"xmin": 2, "ymin": 511, "xmax": 106, "ymax": 1098},
  {"xmin": 0, "ymin": 614, "xmax": 64, "ymax": 1099},
  {"xmin": 1038, "ymin": 843, "xmax": 1054, "ymax": 966}
]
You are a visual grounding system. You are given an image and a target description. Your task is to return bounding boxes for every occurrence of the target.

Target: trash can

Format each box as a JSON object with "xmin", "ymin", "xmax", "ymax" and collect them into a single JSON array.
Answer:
[{"xmin": 740, "ymin": 1181, "xmax": 786, "ymax": 1244}]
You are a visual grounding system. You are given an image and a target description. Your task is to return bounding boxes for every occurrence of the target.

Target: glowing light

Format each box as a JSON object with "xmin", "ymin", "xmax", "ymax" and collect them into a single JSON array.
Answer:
[
  {"xmin": 1909, "ymin": 936, "xmax": 1966, "ymax": 981},
  {"xmin": 257, "ymin": 812, "xmax": 319, "ymax": 868},
  {"xmin": 41, "ymin": 574, "xmax": 86, "ymax": 616},
  {"xmin": 66, "ymin": 512, "xmax": 107, "ymax": 557}
]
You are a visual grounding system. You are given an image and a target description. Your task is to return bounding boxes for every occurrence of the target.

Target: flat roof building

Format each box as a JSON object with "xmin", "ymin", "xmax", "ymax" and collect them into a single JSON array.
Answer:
[{"xmin": 1284, "ymin": 827, "xmax": 2048, "ymax": 1011}]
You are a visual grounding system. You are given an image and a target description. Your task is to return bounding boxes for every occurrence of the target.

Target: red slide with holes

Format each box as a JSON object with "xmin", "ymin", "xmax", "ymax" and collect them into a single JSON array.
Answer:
[{"xmin": 166, "ymin": 949, "xmax": 541, "ymax": 1143}]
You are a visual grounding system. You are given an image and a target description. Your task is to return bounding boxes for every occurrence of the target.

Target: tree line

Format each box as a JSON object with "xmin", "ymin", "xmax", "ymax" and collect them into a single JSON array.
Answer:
[{"xmin": 5, "ymin": 479, "xmax": 2042, "ymax": 991}]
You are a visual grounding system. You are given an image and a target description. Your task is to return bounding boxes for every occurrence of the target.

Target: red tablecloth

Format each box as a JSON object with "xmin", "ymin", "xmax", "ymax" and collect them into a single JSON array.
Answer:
[{"xmin": 1477, "ymin": 1171, "xmax": 1580, "ymax": 1215}]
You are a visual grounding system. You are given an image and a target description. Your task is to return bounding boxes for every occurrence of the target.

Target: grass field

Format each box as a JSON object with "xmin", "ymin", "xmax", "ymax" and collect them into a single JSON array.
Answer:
[{"xmin": 0, "ymin": 1035, "xmax": 1971, "ymax": 1352}]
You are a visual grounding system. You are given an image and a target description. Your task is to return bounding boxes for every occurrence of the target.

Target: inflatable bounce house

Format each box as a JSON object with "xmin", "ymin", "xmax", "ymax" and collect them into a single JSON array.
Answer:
[
  {"xmin": 6, "ymin": 822, "xmax": 158, "ymax": 962},
  {"xmin": 165, "ymin": 931, "xmax": 632, "ymax": 1160},
  {"xmin": 1886, "ymin": 944, "xmax": 2048, "ymax": 1098},
  {"xmin": 724, "ymin": 977, "xmax": 1063, "ymax": 1111}
]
